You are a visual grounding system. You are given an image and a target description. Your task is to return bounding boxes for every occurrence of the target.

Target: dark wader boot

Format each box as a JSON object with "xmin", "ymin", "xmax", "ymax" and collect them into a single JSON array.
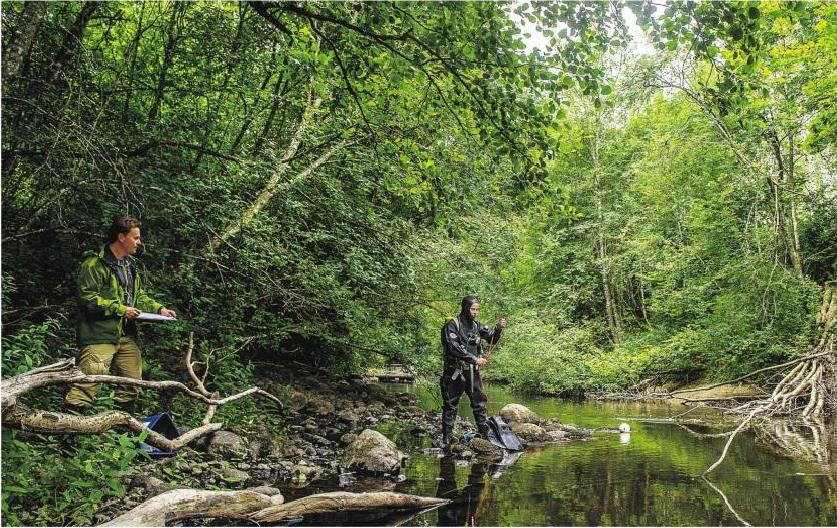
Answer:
[{"xmin": 440, "ymin": 362, "xmax": 490, "ymax": 444}]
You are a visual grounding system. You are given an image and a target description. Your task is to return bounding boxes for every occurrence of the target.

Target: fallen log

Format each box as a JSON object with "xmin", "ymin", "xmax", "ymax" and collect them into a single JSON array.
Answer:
[
  {"xmin": 251, "ymin": 491, "xmax": 451, "ymax": 523},
  {"xmin": 102, "ymin": 488, "xmax": 284, "ymax": 526},
  {"xmin": 2, "ymin": 403, "xmax": 221, "ymax": 452},
  {"xmin": 102, "ymin": 489, "xmax": 449, "ymax": 526}
]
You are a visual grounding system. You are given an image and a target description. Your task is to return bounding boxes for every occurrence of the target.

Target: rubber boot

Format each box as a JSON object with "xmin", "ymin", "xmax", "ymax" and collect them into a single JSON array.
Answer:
[
  {"xmin": 443, "ymin": 433, "xmax": 453, "ymax": 449},
  {"xmin": 477, "ymin": 425, "xmax": 490, "ymax": 440}
]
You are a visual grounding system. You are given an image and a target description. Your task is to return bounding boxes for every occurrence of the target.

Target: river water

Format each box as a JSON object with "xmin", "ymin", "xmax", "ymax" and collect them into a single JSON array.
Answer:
[{"xmin": 297, "ymin": 382, "xmax": 837, "ymax": 526}]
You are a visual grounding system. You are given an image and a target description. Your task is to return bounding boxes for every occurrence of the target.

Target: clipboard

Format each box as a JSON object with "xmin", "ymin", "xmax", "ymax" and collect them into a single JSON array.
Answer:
[{"xmin": 136, "ymin": 312, "xmax": 176, "ymax": 322}]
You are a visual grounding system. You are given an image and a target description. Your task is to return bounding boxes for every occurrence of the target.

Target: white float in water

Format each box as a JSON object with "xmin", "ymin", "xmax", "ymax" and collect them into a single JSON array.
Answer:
[{"xmin": 618, "ymin": 422, "xmax": 631, "ymax": 433}]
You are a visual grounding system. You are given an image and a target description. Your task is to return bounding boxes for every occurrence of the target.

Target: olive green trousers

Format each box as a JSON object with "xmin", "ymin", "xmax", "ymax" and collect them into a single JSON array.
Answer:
[{"xmin": 65, "ymin": 337, "xmax": 142, "ymax": 406}]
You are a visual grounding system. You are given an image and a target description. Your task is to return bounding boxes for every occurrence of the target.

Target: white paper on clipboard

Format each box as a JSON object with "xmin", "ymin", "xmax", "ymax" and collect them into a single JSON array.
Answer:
[{"xmin": 136, "ymin": 313, "xmax": 176, "ymax": 322}]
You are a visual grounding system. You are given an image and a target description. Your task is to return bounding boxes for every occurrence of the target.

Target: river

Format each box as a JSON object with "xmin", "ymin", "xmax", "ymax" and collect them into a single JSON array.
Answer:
[{"xmin": 291, "ymin": 381, "xmax": 837, "ymax": 526}]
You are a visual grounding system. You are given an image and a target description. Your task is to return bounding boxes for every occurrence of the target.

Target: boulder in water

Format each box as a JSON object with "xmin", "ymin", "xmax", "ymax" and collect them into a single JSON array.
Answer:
[
  {"xmin": 341, "ymin": 429, "xmax": 407, "ymax": 474},
  {"xmin": 500, "ymin": 403, "xmax": 540, "ymax": 424},
  {"xmin": 469, "ymin": 437, "xmax": 503, "ymax": 458},
  {"xmin": 511, "ymin": 422, "xmax": 547, "ymax": 442}
]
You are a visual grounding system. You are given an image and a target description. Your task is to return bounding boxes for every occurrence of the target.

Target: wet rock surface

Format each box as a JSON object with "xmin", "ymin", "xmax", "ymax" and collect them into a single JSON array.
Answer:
[
  {"xmin": 97, "ymin": 364, "xmax": 595, "ymax": 524},
  {"xmin": 342, "ymin": 429, "xmax": 408, "ymax": 474},
  {"xmin": 500, "ymin": 403, "xmax": 541, "ymax": 424}
]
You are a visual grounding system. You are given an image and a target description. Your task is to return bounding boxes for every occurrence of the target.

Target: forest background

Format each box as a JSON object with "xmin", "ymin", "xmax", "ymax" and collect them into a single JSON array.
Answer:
[{"xmin": 2, "ymin": 1, "xmax": 836, "ymax": 524}]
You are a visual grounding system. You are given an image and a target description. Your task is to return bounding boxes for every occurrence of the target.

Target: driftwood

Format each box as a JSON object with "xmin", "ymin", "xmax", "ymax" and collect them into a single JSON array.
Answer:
[
  {"xmin": 102, "ymin": 489, "xmax": 449, "ymax": 527},
  {"xmin": 250, "ymin": 491, "xmax": 450, "ymax": 523},
  {"xmin": 1, "ymin": 357, "xmax": 281, "ymax": 413},
  {"xmin": 102, "ymin": 488, "xmax": 284, "ymax": 526},
  {"xmin": 3, "ymin": 404, "xmax": 222, "ymax": 452}
]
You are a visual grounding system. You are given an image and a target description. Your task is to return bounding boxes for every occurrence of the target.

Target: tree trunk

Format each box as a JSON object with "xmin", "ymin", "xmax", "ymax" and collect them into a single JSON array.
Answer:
[
  {"xmin": 3, "ymin": 404, "xmax": 221, "ymax": 452},
  {"xmin": 206, "ymin": 93, "xmax": 353, "ymax": 253},
  {"xmin": 192, "ymin": 6, "xmax": 247, "ymax": 169},
  {"xmin": 47, "ymin": 1, "xmax": 99, "ymax": 88},
  {"xmin": 590, "ymin": 128, "xmax": 620, "ymax": 343},
  {"xmin": 767, "ymin": 129, "xmax": 803, "ymax": 277},
  {"xmin": 103, "ymin": 489, "xmax": 448, "ymax": 527},
  {"xmin": 786, "ymin": 132, "xmax": 803, "ymax": 276},
  {"xmin": 147, "ymin": 3, "xmax": 188, "ymax": 130},
  {"xmin": 252, "ymin": 62, "xmax": 291, "ymax": 154},
  {"xmin": 121, "ymin": 1, "xmax": 150, "ymax": 122},
  {"xmin": 1, "ymin": 1, "xmax": 47, "ymax": 85}
]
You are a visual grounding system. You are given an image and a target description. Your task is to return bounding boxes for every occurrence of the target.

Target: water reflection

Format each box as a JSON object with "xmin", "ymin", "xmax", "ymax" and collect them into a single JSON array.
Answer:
[
  {"xmin": 435, "ymin": 456, "xmax": 489, "ymax": 527},
  {"xmin": 390, "ymin": 382, "xmax": 837, "ymax": 526}
]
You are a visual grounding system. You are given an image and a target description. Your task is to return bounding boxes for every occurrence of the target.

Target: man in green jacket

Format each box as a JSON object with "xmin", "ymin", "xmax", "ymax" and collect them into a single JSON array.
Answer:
[{"xmin": 65, "ymin": 215, "xmax": 176, "ymax": 412}]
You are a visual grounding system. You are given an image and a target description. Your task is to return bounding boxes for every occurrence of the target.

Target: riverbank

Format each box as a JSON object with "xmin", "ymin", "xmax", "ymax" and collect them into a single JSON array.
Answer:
[
  {"xmin": 80, "ymin": 362, "xmax": 605, "ymax": 525},
  {"xmin": 10, "ymin": 361, "xmax": 836, "ymax": 527}
]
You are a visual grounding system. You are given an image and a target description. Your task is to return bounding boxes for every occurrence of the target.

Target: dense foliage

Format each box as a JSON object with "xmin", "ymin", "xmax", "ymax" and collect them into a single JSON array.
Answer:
[{"xmin": 2, "ymin": 1, "xmax": 835, "ymax": 524}]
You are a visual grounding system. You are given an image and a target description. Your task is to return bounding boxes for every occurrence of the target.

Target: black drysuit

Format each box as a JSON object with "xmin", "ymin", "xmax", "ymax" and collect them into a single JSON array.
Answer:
[{"xmin": 440, "ymin": 298, "xmax": 502, "ymax": 440}]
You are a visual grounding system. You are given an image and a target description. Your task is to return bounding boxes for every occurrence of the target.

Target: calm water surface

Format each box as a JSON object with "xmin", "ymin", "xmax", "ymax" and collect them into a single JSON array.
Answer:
[{"xmin": 295, "ymin": 382, "xmax": 837, "ymax": 526}]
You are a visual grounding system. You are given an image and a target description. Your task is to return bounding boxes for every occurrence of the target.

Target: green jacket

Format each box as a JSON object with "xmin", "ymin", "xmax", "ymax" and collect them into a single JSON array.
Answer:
[{"xmin": 76, "ymin": 246, "xmax": 163, "ymax": 346}]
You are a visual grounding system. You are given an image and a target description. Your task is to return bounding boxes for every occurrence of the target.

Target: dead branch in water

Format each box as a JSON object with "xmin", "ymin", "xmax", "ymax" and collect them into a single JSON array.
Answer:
[{"xmin": 102, "ymin": 489, "xmax": 449, "ymax": 527}]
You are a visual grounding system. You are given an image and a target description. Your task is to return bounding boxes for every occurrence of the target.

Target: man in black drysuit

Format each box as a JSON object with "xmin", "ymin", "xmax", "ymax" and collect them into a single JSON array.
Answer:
[{"xmin": 440, "ymin": 295, "xmax": 506, "ymax": 447}]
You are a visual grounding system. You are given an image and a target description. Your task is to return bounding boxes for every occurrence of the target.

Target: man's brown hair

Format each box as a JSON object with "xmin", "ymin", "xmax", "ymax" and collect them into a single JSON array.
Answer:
[{"xmin": 107, "ymin": 215, "xmax": 141, "ymax": 243}]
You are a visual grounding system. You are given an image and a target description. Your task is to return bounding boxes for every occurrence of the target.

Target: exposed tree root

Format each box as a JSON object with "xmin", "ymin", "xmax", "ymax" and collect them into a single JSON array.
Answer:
[
  {"xmin": 698, "ymin": 285, "xmax": 834, "ymax": 473},
  {"xmin": 600, "ymin": 286, "xmax": 836, "ymax": 474},
  {"xmin": 702, "ymin": 477, "xmax": 751, "ymax": 527},
  {"xmin": 102, "ymin": 489, "xmax": 449, "ymax": 527}
]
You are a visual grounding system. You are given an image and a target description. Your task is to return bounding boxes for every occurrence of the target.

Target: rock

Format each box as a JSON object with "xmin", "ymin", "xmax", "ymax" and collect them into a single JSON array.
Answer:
[
  {"xmin": 500, "ymin": 404, "xmax": 540, "ymax": 424},
  {"xmin": 511, "ymin": 423, "xmax": 546, "ymax": 442},
  {"xmin": 338, "ymin": 410, "xmax": 360, "ymax": 424},
  {"xmin": 248, "ymin": 485, "xmax": 283, "ymax": 498},
  {"xmin": 325, "ymin": 427, "xmax": 343, "ymax": 441},
  {"xmin": 132, "ymin": 476, "xmax": 171, "ymax": 497},
  {"xmin": 340, "ymin": 433, "xmax": 358, "ymax": 445},
  {"xmin": 306, "ymin": 399, "xmax": 335, "ymax": 415},
  {"xmin": 307, "ymin": 434, "xmax": 331, "ymax": 446},
  {"xmin": 290, "ymin": 461, "xmax": 321, "ymax": 485},
  {"xmin": 545, "ymin": 430, "xmax": 568, "ymax": 442},
  {"xmin": 341, "ymin": 429, "xmax": 407, "ymax": 474},
  {"xmin": 238, "ymin": 463, "xmax": 252, "ymax": 470},
  {"xmin": 216, "ymin": 466, "xmax": 250, "ymax": 484},
  {"xmin": 551, "ymin": 423, "xmax": 592, "ymax": 440},
  {"xmin": 206, "ymin": 431, "xmax": 247, "ymax": 459},
  {"xmin": 469, "ymin": 438, "xmax": 503, "ymax": 458}
]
